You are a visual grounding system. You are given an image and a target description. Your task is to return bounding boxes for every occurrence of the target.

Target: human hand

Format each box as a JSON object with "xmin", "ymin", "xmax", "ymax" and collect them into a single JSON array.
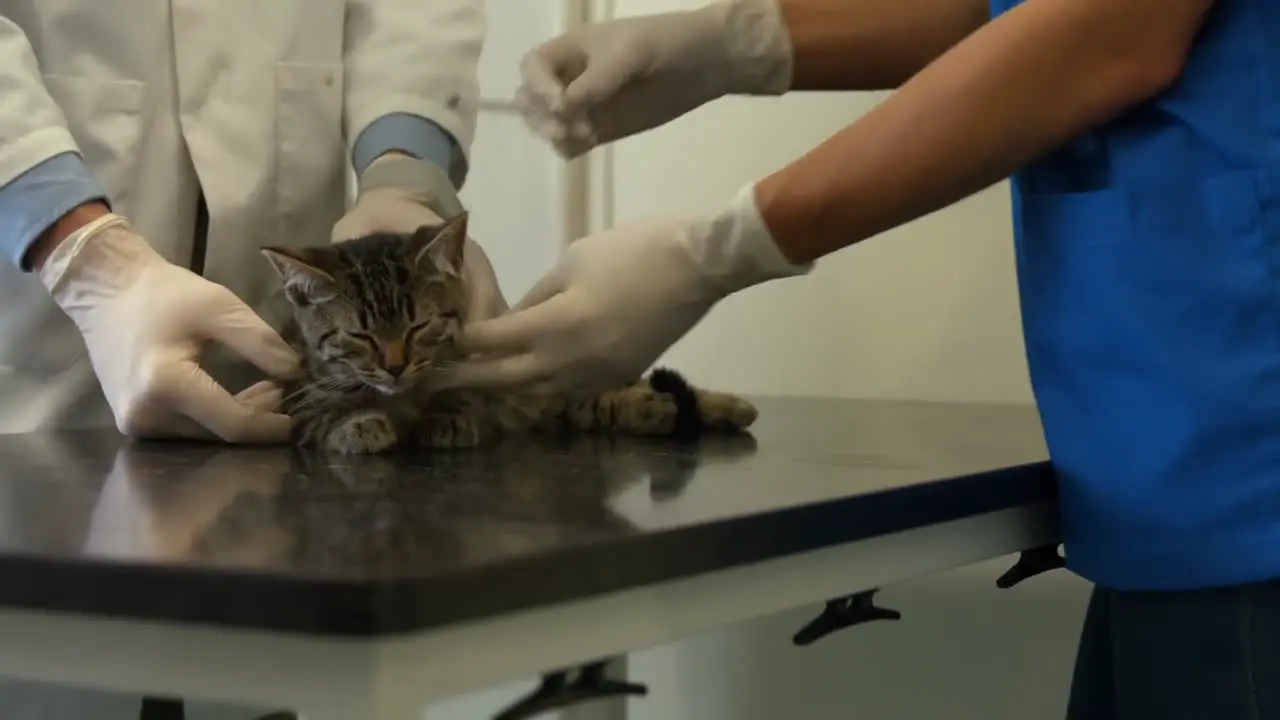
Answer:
[
  {"xmin": 442, "ymin": 186, "xmax": 810, "ymax": 394},
  {"xmin": 517, "ymin": 0, "xmax": 793, "ymax": 158},
  {"xmin": 333, "ymin": 153, "xmax": 509, "ymax": 323},
  {"xmin": 38, "ymin": 213, "xmax": 301, "ymax": 442}
]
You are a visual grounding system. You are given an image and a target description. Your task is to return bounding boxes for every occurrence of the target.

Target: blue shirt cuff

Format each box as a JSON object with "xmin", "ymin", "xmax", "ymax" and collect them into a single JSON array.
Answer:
[
  {"xmin": 352, "ymin": 113, "xmax": 458, "ymax": 181},
  {"xmin": 0, "ymin": 153, "xmax": 108, "ymax": 271}
]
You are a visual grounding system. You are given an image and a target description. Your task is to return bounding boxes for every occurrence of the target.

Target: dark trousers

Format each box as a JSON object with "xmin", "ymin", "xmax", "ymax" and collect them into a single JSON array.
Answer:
[{"xmin": 1068, "ymin": 578, "xmax": 1280, "ymax": 719}]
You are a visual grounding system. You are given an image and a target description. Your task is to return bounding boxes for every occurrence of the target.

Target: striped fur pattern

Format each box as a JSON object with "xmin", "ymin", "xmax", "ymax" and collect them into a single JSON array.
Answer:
[{"xmin": 261, "ymin": 214, "xmax": 757, "ymax": 454}]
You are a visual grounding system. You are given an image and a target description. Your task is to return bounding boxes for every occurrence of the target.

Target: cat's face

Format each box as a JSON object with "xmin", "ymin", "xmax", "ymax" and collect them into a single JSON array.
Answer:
[{"xmin": 262, "ymin": 214, "xmax": 469, "ymax": 395}]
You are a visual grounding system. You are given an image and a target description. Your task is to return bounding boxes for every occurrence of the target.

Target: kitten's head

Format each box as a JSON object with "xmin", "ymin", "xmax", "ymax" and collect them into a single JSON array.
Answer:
[{"xmin": 262, "ymin": 213, "xmax": 469, "ymax": 395}]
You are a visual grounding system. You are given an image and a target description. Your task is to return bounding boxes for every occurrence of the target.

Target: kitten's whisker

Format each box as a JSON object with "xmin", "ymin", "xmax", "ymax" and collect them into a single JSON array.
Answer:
[
  {"xmin": 281, "ymin": 375, "xmax": 364, "ymax": 413},
  {"xmin": 320, "ymin": 377, "xmax": 362, "ymax": 391},
  {"xmin": 280, "ymin": 386, "xmax": 316, "ymax": 403},
  {"xmin": 282, "ymin": 379, "xmax": 348, "ymax": 404},
  {"xmin": 315, "ymin": 374, "xmax": 361, "ymax": 388}
]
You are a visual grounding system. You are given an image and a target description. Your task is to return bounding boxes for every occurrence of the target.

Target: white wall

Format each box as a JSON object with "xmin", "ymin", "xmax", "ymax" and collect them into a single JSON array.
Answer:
[{"xmin": 458, "ymin": 0, "xmax": 572, "ymax": 303}]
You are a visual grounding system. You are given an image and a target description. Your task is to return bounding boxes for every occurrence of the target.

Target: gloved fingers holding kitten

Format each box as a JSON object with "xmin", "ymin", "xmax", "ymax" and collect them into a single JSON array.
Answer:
[
  {"xmin": 444, "ymin": 187, "xmax": 809, "ymax": 395},
  {"xmin": 35, "ymin": 208, "xmax": 302, "ymax": 443},
  {"xmin": 333, "ymin": 152, "xmax": 510, "ymax": 324}
]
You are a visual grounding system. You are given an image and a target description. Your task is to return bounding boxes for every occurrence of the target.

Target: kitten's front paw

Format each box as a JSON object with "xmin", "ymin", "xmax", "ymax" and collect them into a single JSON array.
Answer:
[
  {"xmin": 327, "ymin": 412, "xmax": 399, "ymax": 454},
  {"xmin": 422, "ymin": 414, "xmax": 481, "ymax": 449}
]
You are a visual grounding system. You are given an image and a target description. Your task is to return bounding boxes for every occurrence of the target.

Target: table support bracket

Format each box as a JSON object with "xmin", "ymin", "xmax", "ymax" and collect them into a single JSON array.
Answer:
[
  {"xmin": 139, "ymin": 697, "xmax": 185, "ymax": 720},
  {"xmin": 791, "ymin": 588, "xmax": 900, "ymax": 646},
  {"xmin": 493, "ymin": 658, "xmax": 646, "ymax": 720},
  {"xmin": 995, "ymin": 543, "xmax": 1065, "ymax": 589},
  {"xmin": 137, "ymin": 698, "xmax": 296, "ymax": 720}
]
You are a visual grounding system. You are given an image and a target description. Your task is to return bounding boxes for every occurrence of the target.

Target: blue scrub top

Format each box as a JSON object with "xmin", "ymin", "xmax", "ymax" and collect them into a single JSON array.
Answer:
[{"xmin": 989, "ymin": 0, "xmax": 1280, "ymax": 589}]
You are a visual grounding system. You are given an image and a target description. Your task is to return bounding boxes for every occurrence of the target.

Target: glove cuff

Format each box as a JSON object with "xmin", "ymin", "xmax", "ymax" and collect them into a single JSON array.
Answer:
[
  {"xmin": 38, "ymin": 212, "xmax": 131, "ymax": 294},
  {"xmin": 687, "ymin": 184, "xmax": 811, "ymax": 295},
  {"xmin": 358, "ymin": 153, "xmax": 465, "ymax": 220},
  {"xmin": 712, "ymin": 0, "xmax": 794, "ymax": 95}
]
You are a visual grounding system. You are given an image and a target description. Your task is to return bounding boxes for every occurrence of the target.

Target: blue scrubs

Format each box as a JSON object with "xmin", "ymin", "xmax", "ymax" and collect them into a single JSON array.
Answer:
[{"xmin": 988, "ymin": 0, "xmax": 1280, "ymax": 714}]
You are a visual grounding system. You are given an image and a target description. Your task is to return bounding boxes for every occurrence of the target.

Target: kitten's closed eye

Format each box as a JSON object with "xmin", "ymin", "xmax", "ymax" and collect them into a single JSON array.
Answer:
[
  {"xmin": 407, "ymin": 312, "xmax": 460, "ymax": 343},
  {"xmin": 440, "ymin": 310, "xmax": 463, "ymax": 329},
  {"xmin": 324, "ymin": 332, "xmax": 376, "ymax": 361}
]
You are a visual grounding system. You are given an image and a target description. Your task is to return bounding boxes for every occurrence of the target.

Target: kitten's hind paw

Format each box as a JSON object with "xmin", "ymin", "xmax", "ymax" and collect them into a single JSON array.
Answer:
[
  {"xmin": 327, "ymin": 411, "xmax": 400, "ymax": 454},
  {"xmin": 648, "ymin": 367, "xmax": 758, "ymax": 438},
  {"xmin": 699, "ymin": 393, "xmax": 758, "ymax": 430}
]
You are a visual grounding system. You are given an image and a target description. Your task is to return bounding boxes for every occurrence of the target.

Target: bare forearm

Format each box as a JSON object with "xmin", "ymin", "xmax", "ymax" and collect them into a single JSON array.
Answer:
[
  {"xmin": 756, "ymin": 0, "xmax": 1212, "ymax": 264},
  {"xmin": 782, "ymin": 0, "xmax": 989, "ymax": 90}
]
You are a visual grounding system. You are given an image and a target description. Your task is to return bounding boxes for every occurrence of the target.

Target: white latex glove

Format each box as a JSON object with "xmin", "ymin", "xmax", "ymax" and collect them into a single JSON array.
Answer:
[
  {"xmin": 38, "ymin": 214, "xmax": 302, "ymax": 442},
  {"xmin": 517, "ymin": 0, "xmax": 793, "ymax": 159},
  {"xmin": 333, "ymin": 153, "xmax": 510, "ymax": 322},
  {"xmin": 332, "ymin": 153, "xmax": 455, "ymax": 241},
  {"xmin": 443, "ymin": 186, "xmax": 810, "ymax": 394}
]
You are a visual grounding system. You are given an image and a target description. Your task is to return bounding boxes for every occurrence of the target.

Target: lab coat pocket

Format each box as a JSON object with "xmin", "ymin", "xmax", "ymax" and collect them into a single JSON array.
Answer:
[
  {"xmin": 273, "ymin": 62, "xmax": 346, "ymax": 242},
  {"xmin": 39, "ymin": 74, "xmax": 145, "ymax": 208}
]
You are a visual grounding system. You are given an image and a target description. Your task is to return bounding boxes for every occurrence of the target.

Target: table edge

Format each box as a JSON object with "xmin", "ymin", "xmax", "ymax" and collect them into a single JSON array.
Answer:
[{"xmin": 0, "ymin": 459, "xmax": 1057, "ymax": 637}]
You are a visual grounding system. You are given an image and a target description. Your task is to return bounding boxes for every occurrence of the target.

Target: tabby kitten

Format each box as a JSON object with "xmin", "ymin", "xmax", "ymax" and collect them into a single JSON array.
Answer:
[{"xmin": 261, "ymin": 213, "xmax": 758, "ymax": 455}]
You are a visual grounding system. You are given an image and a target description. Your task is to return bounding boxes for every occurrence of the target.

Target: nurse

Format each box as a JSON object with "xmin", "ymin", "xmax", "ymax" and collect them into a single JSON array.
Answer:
[{"xmin": 449, "ymin": 0, "xmax": 1280, "ymax": 715}]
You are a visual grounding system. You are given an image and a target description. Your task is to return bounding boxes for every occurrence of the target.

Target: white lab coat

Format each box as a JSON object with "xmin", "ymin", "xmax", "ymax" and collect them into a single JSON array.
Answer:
[
  {"xmin": 0, "ymin": 0, "xmax": 484, "ymax": 433},
  {"xmin": 0, "ymin": 0, "xmax": 484, "ymax": 717}
]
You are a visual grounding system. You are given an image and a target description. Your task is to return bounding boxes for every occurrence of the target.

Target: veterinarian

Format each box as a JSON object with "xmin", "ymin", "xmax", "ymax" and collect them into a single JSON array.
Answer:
[
  {"xmin": 449, "ymin": 0, "xmax": 1280, "ymax": 716},
  {"xmin": 0, "ymin": 1, "xmax": 505, "ymax": 718},
  {"xmin": 0, "ymin": 1, "xmax": 509, "ymax": 444}
]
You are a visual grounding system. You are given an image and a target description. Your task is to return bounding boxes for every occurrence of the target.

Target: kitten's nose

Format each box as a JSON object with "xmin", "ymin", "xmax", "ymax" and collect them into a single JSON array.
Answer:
[{"xmin": 385, "ymin": 363, "xmax": 406, "ymax": 378}]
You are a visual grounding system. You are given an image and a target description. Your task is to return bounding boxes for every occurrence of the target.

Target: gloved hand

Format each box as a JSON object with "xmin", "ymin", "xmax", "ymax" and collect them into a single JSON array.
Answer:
[
  {"xmin": 332, "ymin": 152, "xmax": 455, "ymax": 241},
  {"xmin": 441, "ymin": 185, "xmax": 810, "ymax": 395},
  {"xmin": 517, "ymin": 0, "xmax": 793, "ymax": 158},
  {"xmin": 39, "ymin": 213, "xmax": 301, "ymax": 442},
  {"xmin": 333, "ymin": 152, "xmax": 510, "ymax": 322}
]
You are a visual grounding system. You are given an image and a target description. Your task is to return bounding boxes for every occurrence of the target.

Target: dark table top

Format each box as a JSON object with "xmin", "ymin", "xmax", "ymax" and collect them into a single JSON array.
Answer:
[{"xmin": 0, "ymin": 396, "xmax": 1055, "ymax": 637}]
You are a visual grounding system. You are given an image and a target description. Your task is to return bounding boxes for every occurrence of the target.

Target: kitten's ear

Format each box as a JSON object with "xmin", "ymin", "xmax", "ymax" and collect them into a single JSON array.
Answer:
[
  {"xmin": 411, "ymin": 212, "xmax": 468, "ymax": 275},
  {"xmin": 261, "ymin": 247, "xmax": 338, "ymax": 306}
]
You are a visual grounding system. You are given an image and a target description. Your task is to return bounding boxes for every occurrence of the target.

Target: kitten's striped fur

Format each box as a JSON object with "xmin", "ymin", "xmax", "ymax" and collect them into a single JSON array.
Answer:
[{"xmin": 262, "ymin": 213, "xmax": 757, "ymax": 454}]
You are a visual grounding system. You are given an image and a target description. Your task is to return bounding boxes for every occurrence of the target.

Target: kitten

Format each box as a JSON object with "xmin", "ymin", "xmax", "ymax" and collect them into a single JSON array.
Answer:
[{"xmin": 261, "ymin": 213, "xmax": 758, "ymax": 455}]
